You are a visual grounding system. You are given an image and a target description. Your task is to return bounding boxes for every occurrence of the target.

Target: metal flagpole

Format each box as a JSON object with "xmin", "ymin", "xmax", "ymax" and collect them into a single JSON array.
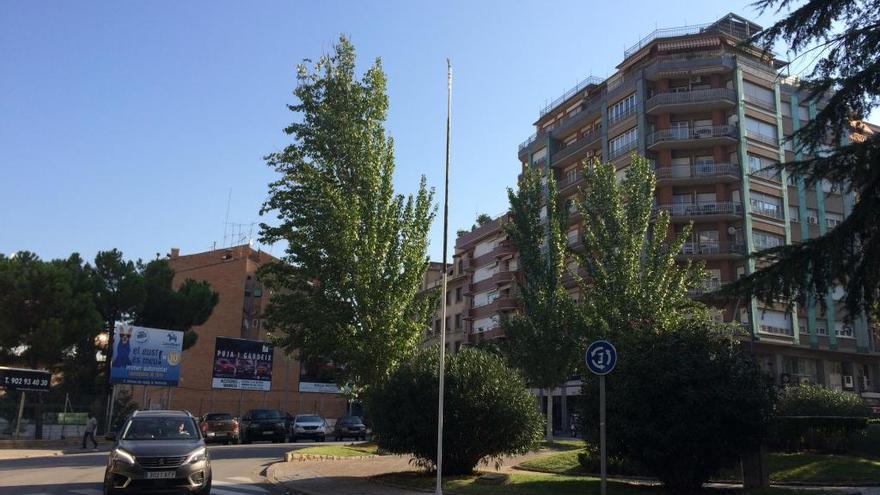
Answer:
[{"xmin": 435, "ymin": 59, "xmax": 452, "ymax": 495}]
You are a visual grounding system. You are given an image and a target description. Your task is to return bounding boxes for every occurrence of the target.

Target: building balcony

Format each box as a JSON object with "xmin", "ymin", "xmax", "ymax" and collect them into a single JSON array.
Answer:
[
  {"xmin": 750, "ymin": 203, "xmax": 785, "ymax": 221},
  {"xmin": 608, "ymin": 140, "xmax": 638, "ymax": 160},
  {"xmin": 655, "ymin": 201, "xmax": 744, "ymax": 221},
  {"xmin": 677, "ymin": 241, "xmax": 746, "ymax": 258},
  {"xmin": 643, "ymin": 55, "xmax": 736, "ymax": 80},
  {"xmin": 551, "ymin": 130, "xmax": 601, "ymax": 167},
  {"xmin": 645, "ymin": 88, "xmax": 736, "ymax": 115},
  {"xmin": 470, "ymin": 295, "xmax": 521, "ymax": 319},
  {"xmin": 558, "ymin": 171, "xmax": 586, "ymax": 194},
  {"xmin": 759, "ymin": 324, "xmax": 794, "ymax": 337},
  {"xmin": 491, "ymin": 270, "xmax": 517, "ymax": 286},
  {"xmin": 493, "ymin": 240, "xmax": 515, "ymax": 259},
  {"xmin": 654, "ymin": 162, "xmax": 740, "ymax": 185},
  {"xmin": 688, "ymin": 279, "xmax": 723, "ymax": 297},
  {"xmin": 744, "ymin": 93, "xmax": 776, "ymax": 112},
  {"xmin": 746, "ymin": 130, "xmax": 780, "ymax": 147},
  {"xmin": 647, "ymin": 125, "xmax": 738, "ymax": 150}
]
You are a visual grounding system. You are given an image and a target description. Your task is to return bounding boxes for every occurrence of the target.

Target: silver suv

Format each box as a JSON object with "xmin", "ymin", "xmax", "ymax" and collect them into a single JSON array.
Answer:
[{"xmin": 103, "ymin": 410, "xmax": 211, "ymax": 494}]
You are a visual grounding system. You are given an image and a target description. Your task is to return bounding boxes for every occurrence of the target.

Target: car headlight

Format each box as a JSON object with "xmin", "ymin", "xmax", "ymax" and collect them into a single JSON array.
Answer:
[
  {"xmin": 185, "ymin": 447, "xmax": 207, "ymax": 464},
  {"xmin": 111, "ymin": 448, "xmax": 135, "ymax": 465}
]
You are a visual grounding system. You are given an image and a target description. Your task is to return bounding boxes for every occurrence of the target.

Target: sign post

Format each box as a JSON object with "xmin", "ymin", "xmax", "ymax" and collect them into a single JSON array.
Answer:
[
  {"xmin": 1, "ymin": 366, "xmax": 52, "ymax": 440},
  {"xmin": 585, "ymin": 340, "xmax": 617, "ymax": 495}
]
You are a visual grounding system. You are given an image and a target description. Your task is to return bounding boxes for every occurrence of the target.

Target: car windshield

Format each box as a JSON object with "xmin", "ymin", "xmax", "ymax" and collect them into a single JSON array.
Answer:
[
  {"xmin": 297, "ymin": 415, "xmax": 323, "ymax": 423},
  {"xmin": 251, "ymin": 410, "xmax": 282, "ymax": 420},
  {"xmin": 205, "ymin": 413, "xmax": 232, "ymax": 421},
  {"xmin": 340, "ymin": 416, "xmax": 362, "ymax": 424},
  {"xmin": 122, "ymin": 417, "xmax": 199, "ymax": 440}
]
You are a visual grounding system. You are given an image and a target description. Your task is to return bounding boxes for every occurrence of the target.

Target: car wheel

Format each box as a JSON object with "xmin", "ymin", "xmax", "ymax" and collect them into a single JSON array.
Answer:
[
  {"xmin": 319, "ymin": 435, "xmax": 325, "ymax": 442},
  {"xmin": 223, "ymin": 440, "xmax": 230, "ymax": 446}
]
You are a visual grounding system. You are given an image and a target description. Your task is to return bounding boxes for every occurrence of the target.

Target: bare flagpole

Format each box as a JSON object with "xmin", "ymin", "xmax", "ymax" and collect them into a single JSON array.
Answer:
[{"xmin": 435, "ymin": 58, "xmax": 452, "ymax": 495}]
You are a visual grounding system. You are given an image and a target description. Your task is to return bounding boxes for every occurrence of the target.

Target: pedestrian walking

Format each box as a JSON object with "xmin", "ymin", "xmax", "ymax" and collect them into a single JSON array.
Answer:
[{"xmin": 82, "ymin": 413, "xmax": 98, "ymax": 450}]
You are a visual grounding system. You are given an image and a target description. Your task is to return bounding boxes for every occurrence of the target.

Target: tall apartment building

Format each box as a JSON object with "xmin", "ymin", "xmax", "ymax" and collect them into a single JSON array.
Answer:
[
  {"xmin": 514, "ymin": 12, "xmax": 879, "ymax": 404},
  {"xmin": 136, "ymin": 244, "xmax": 347, "ymax": 418}
]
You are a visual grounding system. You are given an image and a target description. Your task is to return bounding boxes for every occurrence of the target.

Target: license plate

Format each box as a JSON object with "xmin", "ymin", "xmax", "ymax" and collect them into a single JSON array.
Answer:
[
  {"xmin": 207, "ymin": 432, "xmax": 215, "ymax": 437},
  {"xmin": 146, "ymin": 471, "xmax": 176, "ymax": 479},
  {"xmin": 262, "ymin": 431, "xmax": 274, "ymax": 435}
]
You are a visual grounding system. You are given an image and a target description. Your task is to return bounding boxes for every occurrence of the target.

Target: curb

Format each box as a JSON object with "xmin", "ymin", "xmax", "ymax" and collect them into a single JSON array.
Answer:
[{"xmin": 284, "ymin": 452, "xmax": 379, "ymax": 462}]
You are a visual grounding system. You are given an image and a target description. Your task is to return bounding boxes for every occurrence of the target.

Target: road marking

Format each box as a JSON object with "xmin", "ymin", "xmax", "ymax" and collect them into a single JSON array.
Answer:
[{"xmin": 213, "ymin": 483, "xmax": 269, "ymax": 494}]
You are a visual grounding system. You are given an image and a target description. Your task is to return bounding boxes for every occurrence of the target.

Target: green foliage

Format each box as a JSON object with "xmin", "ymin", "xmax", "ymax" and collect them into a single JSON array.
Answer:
[
  {"xmin": 579, "ymin": 319, "xmax": 774, "ymax": 493},
  {"xmin": 368, "ymin": 346, "xmax": 544, "ymax": 475},
  {"xmin": 110, "ymin": 389, "xmax": 139, "ymax": 433},
  {"xmin": 776, "ymin": 384, "xmax": 870, "ymax": 417},
  {"xmin": 503, "ymin": 167, "xmax": 585, "ymax": 391},
  {"xmin": 259, "ymin": 36, "xmax": 435, "ymax": 394},
  {"xmin": 0, "ymin": 252, "xmax": 103, "ymax": 370},
  {"xmin": 729, "ymin": 0, "xmax": 880, "ymax": 317},
  {"xmin": 134, "ymin": 259, "xmax": 218, "ymax": 350},
  {"xmin": 475, "ymin": 213, "xmax": 493, "ymax": 227},
  {"xmin": 572, "ymin": 155, "xmax": 704, "ymax": 341},
  {"xmin": 771, "ymin": 416, "xmax": 868, "ymax": 453}
]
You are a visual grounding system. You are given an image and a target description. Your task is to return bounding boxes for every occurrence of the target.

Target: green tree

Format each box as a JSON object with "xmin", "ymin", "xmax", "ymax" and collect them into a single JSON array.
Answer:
[
  {"xmin": 572, "ymin": 155, "xmax": 704, "ymax": 340},
  {"xmin": 369, "ymin": 346, "xmax": 544, "ymax": 475},
  {"xmin": 580, "ymin": 320, "xmax": 774, "ymax": 493},
  {"xmin": 503, "ymin": 166, "xmax": 584, "ymax": 439},
  {"xmin": 729, "ymin": 0, "xmax": 880, "ymax": 318},
  {"xmin": 134, "ymin": 259, "xmax": 218, "ymax": 350},
  {"xmin": 0, "ymin": 252, "xmax": 102, "ymax": 370},
  {"xmin": 259, "ymin": 36, "xmax": 435, "ymax": 394}
]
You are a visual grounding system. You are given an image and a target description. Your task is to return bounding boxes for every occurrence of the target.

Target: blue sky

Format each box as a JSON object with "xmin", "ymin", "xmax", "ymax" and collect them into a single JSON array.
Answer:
[{"xmin": 0, "ymin": 1, "xmax": 812, "ymax": 263}]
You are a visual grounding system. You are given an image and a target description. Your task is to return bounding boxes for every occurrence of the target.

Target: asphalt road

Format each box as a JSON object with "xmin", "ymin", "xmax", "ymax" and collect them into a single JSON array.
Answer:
[{"xmin": 0, "ymin": 441, "xmax": 330, "ymax": 495}]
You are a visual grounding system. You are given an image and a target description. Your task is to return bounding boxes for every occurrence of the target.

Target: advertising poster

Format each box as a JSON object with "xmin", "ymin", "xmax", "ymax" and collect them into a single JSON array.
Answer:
[
  {"xmin": 109, "ymin": 324, "xmax": 183, "ymax": 386},
  {"xmin": 0, "ymin": 366, "xmax": 51, "ymax": 392},
  {"xmin": 212, "ymin": 337, "xmax": 274, "ymax": 391},
  {"xmin": 298, "ymin": 358, "xmax": 341, "ymax": 394}
]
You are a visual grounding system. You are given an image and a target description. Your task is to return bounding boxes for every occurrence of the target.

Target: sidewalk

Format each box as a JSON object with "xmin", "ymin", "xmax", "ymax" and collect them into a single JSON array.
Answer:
[{"xmin": 0, "ymin": 445, "xmax": 111, "ymax": 460}]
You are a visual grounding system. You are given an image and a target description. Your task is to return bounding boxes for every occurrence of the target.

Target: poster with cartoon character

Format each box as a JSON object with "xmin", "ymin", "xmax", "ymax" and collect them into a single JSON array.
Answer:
[{"xmin": 110, "ymin": 323, "xmax": 183, "ymax": 386}]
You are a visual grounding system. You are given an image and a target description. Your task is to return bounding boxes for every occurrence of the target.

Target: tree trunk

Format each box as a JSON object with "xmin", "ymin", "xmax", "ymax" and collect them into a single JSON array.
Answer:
[{"xmin": 545, "ymin": 387, "xmax": 554, "ymax": 441}]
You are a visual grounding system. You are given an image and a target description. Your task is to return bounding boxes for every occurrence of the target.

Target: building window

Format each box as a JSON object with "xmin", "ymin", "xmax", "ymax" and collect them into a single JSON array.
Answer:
[
  {"xmin": 445, "ymin": 291, "xmax": 451, "ymax": 305},
  {"xmin": 789, "ymin": 206, "xmax": 799, "ymax": 222},
  {"xmin": 750, "ymin": 192, "xmax": 783, "ymax": 219},
  {"xmin": 826, "ymin": 212, "xmax": 843, "ymax": 229},
  {"xmin": 748, "ymin": 154, "xmax": 780, "ymax": 180},
  {"xmin": 608, "ymin": 93, "xmax": 637, "ymax": 124},
  {"xmin": 454, "ymin": 313, "xmax": 462, "ymax": 329},
  {"xmin": 455, "ymin": 287, "xmax": 462, "ymax": 302},
  {"xmin": 745, "ymin": 117, "xmax": 778, "ymax": 145},
  {"xmin": 608, "ymin": 127, "xmax": 638, "ymax": 159},
  {"xmin": 753, "ymin": 230, "xmax": 785, "ymax": 250},
  {"xmin": 743, "ymin": 80, "xmax": 775, "ymax": 110}
]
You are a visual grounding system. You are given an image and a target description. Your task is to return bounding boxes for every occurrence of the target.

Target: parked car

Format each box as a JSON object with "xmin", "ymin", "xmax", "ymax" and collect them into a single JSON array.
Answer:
[
  {"xmin": 240, "ymin": 409, "xmax": 287, "ymax": 444},
  {"xmin": 332, "ymin": 416, "xmax": 366, "ymax": 441},
  {"xmin": 199, "ymin": 413, "xmax": 239, "ymax": 445},
  {"xmin": 213, "ymin": 358, "xmax": 235, "ymax": 376},
  {"xmin": 103, "ymin": 409, "xmax": 211, "ymax": 494},
  {"xmin": 289, "ymin": 414, "xmax": 326, "ymax": 442}
]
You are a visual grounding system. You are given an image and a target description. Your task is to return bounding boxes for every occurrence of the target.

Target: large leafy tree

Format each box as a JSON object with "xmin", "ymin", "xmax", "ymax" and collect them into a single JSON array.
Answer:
[
  {"xmin": 503, "ymin": 166, "xmax": 584, "ymax": 439},
  {"xmin": 730, "ymin": 0, "xmax": 880, "ymax": 318},
  {"xmin": 572, "ymin": 155, "xmax": 704, "ymax": 340},
  {"xmin": 0, "ymin": 252, "xmax": 102, "ymax": 370},
  {"xmin": 259, "ymin": 36, "xmax": 435, "ymax": 393}
]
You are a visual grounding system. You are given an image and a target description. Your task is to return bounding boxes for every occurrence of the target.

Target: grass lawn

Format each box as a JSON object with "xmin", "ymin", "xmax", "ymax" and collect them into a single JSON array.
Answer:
[
  {"xmin": 292, "ymin": 442, "xmax": 379, "ymax": 457},
  {"xmin": 375, "ymin": 471, "xmax": 836, "ymax": 495},
  {"xmin": 518, "ymin": 448, "xmax": 880, "ymax": 484},
  {"xmin": 540, "ymin": 439, "xmax": 587, "ymax": 451}
]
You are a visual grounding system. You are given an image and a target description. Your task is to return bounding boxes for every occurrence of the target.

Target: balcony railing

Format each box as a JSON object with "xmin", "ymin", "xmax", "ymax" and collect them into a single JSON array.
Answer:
[
  {"xmin": 559, "ymin": 171, "xmax": 585, "ymax": 191},
  {"xmin": 655, "ymin": 162, "xmax": 740, "ymax": 180},
  {"xmin": 645, "ymin": 88, "xmax": 736, "ymax": 110},
  {"xmin": 743, "ymin": 93, "xmax": 776, "ymax": 111},
  {"xmin": 625, "ymin": 23, "xmax": 713, "ymax": 58},
  {"xmin": 656, "ymin": 201, "xmax": 744, "ymax": 217},
  {"xmin": 644, "ymin": 55, "xmax": 736, "ymax": 79},
  {"xmin": 750, "ymin": 202, "xmax": 785, "ymax": 220},
  {"xmin": 750, "ymin": 166, "xmax": 781, "ymax": 181},
  {"xmin": 688, "ymin": 279, "xmax": 722, "ymax": 296},
  {"xmin": 539, "ymin": 76, "xmax": 604, "ymax": 118},
  {"xmin": 608, "ymin": 139, "xmax": 638, "ymax": 160},
  {"xmin": 552, "ymin": 129, "xmax": 601, "ymax": 165},
  {"xmin": 679, "ymin": 241, "xmax": 746, "ymax": 256},
  {"xmin": 760, "ymin": 324, "xmax": 794, "ymax": 337},
  {"xmin": 647, "ymin": 125, "xmax": 738, "ymax": 146},
  {"xmin": 519, "ymin": 132, "xmax": 538, "ymax": 151},
  {"xmin": 608, "ymin": 104, "xmax": 639, "ymax": 127},
  {"xmin": 746, "ymin": 130, "xmax": 779, "ymax": 146}
]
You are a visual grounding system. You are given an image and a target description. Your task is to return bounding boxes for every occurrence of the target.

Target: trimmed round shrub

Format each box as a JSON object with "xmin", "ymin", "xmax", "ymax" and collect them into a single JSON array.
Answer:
[
  {"xmin": 579, "ymin": 321, "xmax": 774, "ymax": 493},
  {"xmin": 368, "ymin": 346, "xmax": 544, "ymax": 475},
  {"xmin": 772, "ymin": 384, "xmax": 870, "ymax": 453}
]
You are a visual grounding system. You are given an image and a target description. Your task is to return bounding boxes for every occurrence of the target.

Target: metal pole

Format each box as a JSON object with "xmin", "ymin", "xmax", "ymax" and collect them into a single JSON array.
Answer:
[
  {"xmin": 107, "ymin": 385, "xmax": 118, "ymax": 435},
  {"xmin": 14, "ymin": 391, "xmax": 26, "ymax": 440},
  {"xmin": 435, "ymin": 58, "xmax": 452, "ymax": 495},
  {"xmin": 142, "ymin": 385, "xmax": 148, "ymax": 409},
  {"xmin": 600, "ymin": 375, "xmax": 607, "ymax": 495},
  {"xmin": 167, "ymin": 386, "xmax": 173, "ymax": 409}
]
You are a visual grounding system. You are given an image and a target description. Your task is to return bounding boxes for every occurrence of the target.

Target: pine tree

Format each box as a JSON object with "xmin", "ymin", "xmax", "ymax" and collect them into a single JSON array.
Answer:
[
  {"xmin": 259, "ymin": 36, "xmax": 436, "ymax": 394},
  {"xmin": 731, "ymin": 0, "xmax": 880, "ymax": 318}
]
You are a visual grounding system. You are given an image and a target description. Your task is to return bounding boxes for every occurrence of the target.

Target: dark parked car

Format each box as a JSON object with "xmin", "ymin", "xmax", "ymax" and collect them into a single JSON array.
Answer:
[
  {"xmin": 103, "ymin": 410, "xmax": 210, "ymax": 494},
  {"xmin": 199, "ymin": 413, "xmax": 239, "ymax": 445},
  {"xmin": 240, "ymin": 409, "xmax": 287, "ymax": 444},
  {"xmin": 289, "ymin": 414, "xmax": 326, "ymax": 442},
  {"xmin": 332, "ymin": 416, "xmax": 366, "ymax": 441}
]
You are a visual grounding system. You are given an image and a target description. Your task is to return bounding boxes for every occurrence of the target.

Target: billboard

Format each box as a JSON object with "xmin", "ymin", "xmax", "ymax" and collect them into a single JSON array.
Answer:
[
  {"xmin": 212, "ymin": 337, "xmax": 274, "ymax": 391},
  {"xmin": 0, "ymin": 366, "xmax": 51, "ymax": 392},
  {"xmin": 298, "ymin": 358, "xmax": 342, "ymax": 394},
  {"xmin": 110, "ymin": 324, "xmax": 183, "ymax": 386}
]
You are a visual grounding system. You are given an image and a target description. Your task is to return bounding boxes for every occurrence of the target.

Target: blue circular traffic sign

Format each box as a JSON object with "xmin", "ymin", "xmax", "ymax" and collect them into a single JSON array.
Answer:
[{"xmin": 585, "ymin": 340, "xmax": 617, "ymax": 375}]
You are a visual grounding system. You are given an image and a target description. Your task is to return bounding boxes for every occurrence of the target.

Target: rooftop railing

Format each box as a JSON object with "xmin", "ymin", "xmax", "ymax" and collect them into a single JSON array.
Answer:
[{"xmin": 538, "ymin": 76, "xmax": 604, "ymax": 118}]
